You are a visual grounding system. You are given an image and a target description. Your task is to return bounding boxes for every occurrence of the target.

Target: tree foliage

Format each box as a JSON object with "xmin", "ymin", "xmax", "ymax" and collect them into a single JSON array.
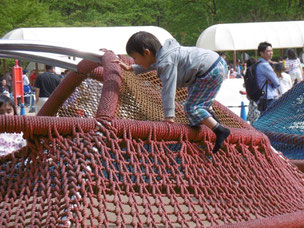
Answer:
[
  {"xmin": 0, "ymin": 0, "xmax": 64, "ymax": 35},
  {"xmin": 1, "ymin": 0, "xmax": 304, "ymax": 46}
]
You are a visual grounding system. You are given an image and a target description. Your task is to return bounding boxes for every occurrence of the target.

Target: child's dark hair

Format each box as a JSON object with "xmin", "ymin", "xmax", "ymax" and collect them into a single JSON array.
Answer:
[
  {"xmin": 287, "ymin": 49, "xmax": 297, "ymax": 60},
  {"xmin": 246, "ymin": 57, "xmax": 257, "ymax": 68},
  {"xmin": 258, "ymin": 41, "xmax": 272, "ymax": 56},
  {"xmin": 0, "ymin": 94, "xmax": 17, "ymax": 115},
  {"xmin": 274, "ymin": 63, "xmax": 285, "ymax": 78},
  {"xmin": 274, "ymin": 63, "xmax": 285, "ymax": 72},
  {"xmin": 126, "ymin": 31, "xmax": 162, "ymax": 56}
]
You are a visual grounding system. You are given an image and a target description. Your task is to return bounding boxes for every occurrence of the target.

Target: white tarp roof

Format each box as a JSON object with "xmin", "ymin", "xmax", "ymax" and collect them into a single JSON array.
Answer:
[
  {"xmin": 2, "ymin": 26, "xmax": 173, "ymax": 54},
  {"xmin": 0, "ymin": 40, "xmax": 104, "ymax": 71},
  {"xmin": 196, "ymin": 21, "xmax": 304, "ymax": 51}
]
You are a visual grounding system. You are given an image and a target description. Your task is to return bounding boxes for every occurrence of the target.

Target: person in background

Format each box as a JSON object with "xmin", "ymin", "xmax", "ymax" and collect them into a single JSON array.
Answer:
[
  {"xmin": 23, "ymin": 70, "xmax": 32, "ymax": 107},
  {"xmin": 244, "ymin": 58, "xmax": 261, "ymax": 124},
  {"xmin": 281, "ymin": 56, "xmax": 288, "ymax": 69},
  {"xmin": 301, "ymin": 47, "xmax": 304, "ymax": 64},
  {"xmin": 6, "ymin": 72, "xmax": 12, "ymax": 93},
  {"xmin": 59, "ymin": 70, "xmax": 67, "ymax": 81},
  {"xmin": 29, "ymin": 69, "xmax": 38, "ymax": 88},
  {"xmin": 0, "ymin": 94, "xmax": 27, "ymax": 156},
  {"xmin": 229, "ymin": 67, "xmax": 239, "ymax": 78},
  {"xmin": 285, "ymin": 49, "xmax": 302, "ymax": 85},
  {"xmin": 22, "ymin": 70, "xmax": 29, "ymax": 84},
  {"xmin": 28, "ymin": 70, "xmax": 38, "ymax": 112},
  {"xmin": 273, "ymin": 63, "xmax": 292, "ymax": 98},
  {"xmin": 115, "ymin": 31, "xmax": 230, "ymax": 153},
  {"xmin": 34, "ymin": 65, "xmax": 61, "ymax": 114},
  {"xmin": 0, "ymin": 78, "xmax": 9, "ymax": 95},
  {"xmin": 255, "ymin": 42, "xmax": 280, "ymax": 114},
  {"xmin": 235, "ymin": 59, "xmax": 243, "ymax": 75},
  {"xmin": 219, "ymin": 52, "xmax": 227, "ymax": 63}
]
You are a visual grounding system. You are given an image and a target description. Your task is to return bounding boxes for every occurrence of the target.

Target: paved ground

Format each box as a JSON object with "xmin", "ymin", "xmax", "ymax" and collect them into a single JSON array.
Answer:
[
  {"xmin": 17, "ymin": 105, "xmax": 36, "ymax": 116},
  {"xmin": 215, "ymin": 78, "xmax": 249, "ymax": 116}
]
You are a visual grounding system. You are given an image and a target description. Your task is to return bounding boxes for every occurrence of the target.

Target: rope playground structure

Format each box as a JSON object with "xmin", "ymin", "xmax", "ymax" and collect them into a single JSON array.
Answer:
[
  {"xmin": 253, "ymin": 81, "xmax": 304, "ymax": 159},
  {"xmin": 1, "ymin": 50, "xmax": 304, "ymax": 227}
]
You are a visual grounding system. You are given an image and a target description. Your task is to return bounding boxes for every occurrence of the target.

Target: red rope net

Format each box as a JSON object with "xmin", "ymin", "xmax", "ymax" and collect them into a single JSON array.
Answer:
[{"xmin": 1, "ymin": 51, "xmax": 304, "ymax": 227}]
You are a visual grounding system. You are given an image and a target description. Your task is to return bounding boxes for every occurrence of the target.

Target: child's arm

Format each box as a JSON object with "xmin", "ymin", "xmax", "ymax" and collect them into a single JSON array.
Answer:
[
  {"xmin": 112, "ymin": 59, "xmax": 155, "ymax": 75},
  {"xmin": 159, "ymin": 64, "xmax": 178, "ymax": 122},
  {"xmin": 112, "ymin": 60, "xmax": 133, "ymax": 71}
]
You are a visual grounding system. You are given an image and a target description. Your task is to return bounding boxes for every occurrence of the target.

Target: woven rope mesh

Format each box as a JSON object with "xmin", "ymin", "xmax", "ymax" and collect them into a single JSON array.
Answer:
[
  {"xmin": 117, "ymin": 70, "xmax": 188, "ymax": 123},
  {"xmin": 57, "ymin": 78, "xmax": 102, "ymax": 118},
  {"xmin": 1, "ymin": 51, "xmax": 304, "ymax": 227},
  {"xmin": 253, "ymin": 81, "xmax": 304, "ymax": 159}
]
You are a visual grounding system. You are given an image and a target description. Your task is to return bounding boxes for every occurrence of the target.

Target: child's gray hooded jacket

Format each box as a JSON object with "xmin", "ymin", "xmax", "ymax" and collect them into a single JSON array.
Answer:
[{"xmin": 132, "ymin": 38, "xmax": 219, "ymax": 119}]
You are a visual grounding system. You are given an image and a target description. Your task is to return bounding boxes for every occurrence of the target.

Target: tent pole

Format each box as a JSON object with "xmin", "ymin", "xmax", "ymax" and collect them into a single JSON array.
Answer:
[
  {"xmin": 233, "ymin": 51, "xmax": 237, "ymax": 71},
  {"xmin": 242, "ymin": 51, "xmax": 245, "ymax": 63}
]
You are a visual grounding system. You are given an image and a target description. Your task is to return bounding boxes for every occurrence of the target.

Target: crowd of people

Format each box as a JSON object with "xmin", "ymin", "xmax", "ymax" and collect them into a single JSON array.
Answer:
[
  {"xmin": 0, "ymin": 65, "xmax": 66, "ymax": 156},
  {"xmin": 222, "ymin": 45, "xmax": 303, "ymax": 124},
  {"xmin": 0, "ymin": 65, "xmax": 66, "ymax": 114},
  {"xmin": 0, "ymin": 94, "xmax": 27, "ymax": 156}
]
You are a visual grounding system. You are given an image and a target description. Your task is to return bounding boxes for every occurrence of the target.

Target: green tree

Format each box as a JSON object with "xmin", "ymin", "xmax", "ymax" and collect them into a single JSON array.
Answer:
[
  {"xmin": 2, "ymin": 0, "xmax": 304, "ymax": 46},
  {"xmin": 0, "ymin": 0, "xmax": 64, "ymax": 37}
]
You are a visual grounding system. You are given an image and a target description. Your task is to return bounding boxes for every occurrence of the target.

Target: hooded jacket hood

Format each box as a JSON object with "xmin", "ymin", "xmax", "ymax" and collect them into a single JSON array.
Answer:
[{"xmin": 156, "ymin": 39, "xmax": 180, "ymax": 63}]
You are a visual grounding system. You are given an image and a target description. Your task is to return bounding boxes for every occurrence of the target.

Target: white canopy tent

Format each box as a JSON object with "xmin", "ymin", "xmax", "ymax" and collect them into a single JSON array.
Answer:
[
  {"xmin": 1, "ymin": 26, "xmax": 173, "ymax": 75},
  {"xmin": 0, "ymin": 40, "xmax": 104, "ymax": 72},
  {"xmin": 196, "ymin": 21, "xmax": 304, "ymax": 68},
  {"xmin": 2, "ymin": 26, "xmax": 173, "ymax": 54},
  {"xmin": 196, "ymin": 21, "xmax": 304, "ymax": 51}
]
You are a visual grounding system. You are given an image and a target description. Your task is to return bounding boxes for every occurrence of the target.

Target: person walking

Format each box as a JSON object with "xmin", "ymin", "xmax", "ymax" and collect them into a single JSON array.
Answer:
[{"xmin": 34, "ymin": 65, "xmax": 61, "ymax": 114}]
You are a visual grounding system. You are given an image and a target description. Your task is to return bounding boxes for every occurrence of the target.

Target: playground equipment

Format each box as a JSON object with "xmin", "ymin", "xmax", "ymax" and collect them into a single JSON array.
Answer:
[
  {"xmin": 240, "ymin": 101, "xmax": 247, "ymax": 121},
  {"xmin": 12, "ymin": 60, "xmax": 26, "ymax": 115},
  {"xmin": 253, "ymin": 81, "xmax": 304, "ymax": 159},
  {"xmin": 1, "ymin": 49, "xmax": 304, "ymax": 227}
]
